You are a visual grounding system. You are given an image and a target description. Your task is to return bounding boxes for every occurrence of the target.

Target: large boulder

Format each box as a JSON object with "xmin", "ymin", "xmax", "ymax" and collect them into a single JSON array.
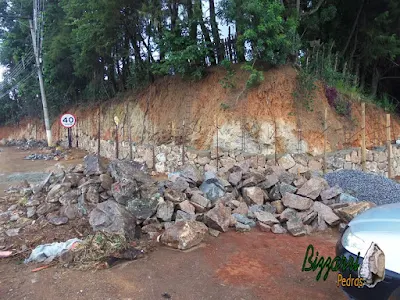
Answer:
[
  {"xmin": 156, "ymin": 200, "xmax": 175, "ymax": 222},
  {"xmin": 180, "ymin": 164, "xmax": 203, "ymax": 185},
  {"xmin": 334, "ymin": 202, "xmax": 376, "ymax": 222},
  {"xmin": 84, "ymin": 155, "xmax": 105, "ymax": 176},
  {"xmin": 320, "ymin": 185, "xmax": 343, "ymax": 202},
  {"xmin": 297, "ymin": 177, "xmax": 329, "ymax": 200},
  {"xmin": 199, "ymin": 173, "xmax": 226, "ymax": 202},
  {"xmin": 108, "ymin": 159, "xmax": 153, "ymax": 185},
  {"xmin": 278, "ymin": 154, "xmax": 296, "ymax": 170},
  {"xmin": 203, "ymin": 202, "xmax": 231, "ymax": 232},
  {"xmin": 111, "ymin": 179, "xmax": 138, "ymax": 205},
  {"xmin": 125, "ymin": 195, "xmax": 159, "ymax": 221},
  {"xmin": 89, "ymin": 200, "xmax": 136, "ymax": 240},
  {"xmin": 281, "ymin": 193, "xmax": 313, "ymax": 211},
  {"xmin": 160, "ymin": 220, "xmax": 208, "ymax": 250}
]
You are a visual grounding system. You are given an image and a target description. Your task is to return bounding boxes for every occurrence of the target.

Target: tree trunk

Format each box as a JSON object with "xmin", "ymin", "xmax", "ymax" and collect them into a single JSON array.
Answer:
[
  {"xmin": 236, "ymin": 23, "xmax": 246, "ymax": 62},
  {"xmin": 342, "ymin": 0, "xmax": 364, "ymax": 57},
  {"xmin": 196, "ymin": 0, "xmax": 213, "ymax": 64},
  {"xmin": 187, "ymin": 0, "xmax": 196, "ymax": 41},
  {"xmin": 209, "ymin": 0, "xmax": 223, "ymax": 63},
  {"xmin": 170, "ymin": 0, "xmax": 179, "ymax": 32}
]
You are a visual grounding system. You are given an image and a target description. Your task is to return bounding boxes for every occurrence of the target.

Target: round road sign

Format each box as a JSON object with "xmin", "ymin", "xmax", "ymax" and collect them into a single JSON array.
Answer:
[{"xmin": 60, "ymin": 113, "xmax": 76, "ymax": 128}]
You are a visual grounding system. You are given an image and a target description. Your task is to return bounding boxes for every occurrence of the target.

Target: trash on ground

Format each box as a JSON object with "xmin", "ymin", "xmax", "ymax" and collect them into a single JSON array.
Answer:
[
  {"xmin": 0, "ymin": 250, "xmax": 13, "ymax": 258},
  {"xmin": 358, "ymin": 242, "xmax": 385, "ymax": 288},
  {"xmin": 24, "ymin": 238, "xmax": 81, "ymax": 263}
]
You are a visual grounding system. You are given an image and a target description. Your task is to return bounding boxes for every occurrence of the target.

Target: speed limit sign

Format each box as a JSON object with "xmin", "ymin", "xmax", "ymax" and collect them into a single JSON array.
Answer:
[{"xmin": 60, "ymin": 113, "xmax": 76, "ymax": 128}]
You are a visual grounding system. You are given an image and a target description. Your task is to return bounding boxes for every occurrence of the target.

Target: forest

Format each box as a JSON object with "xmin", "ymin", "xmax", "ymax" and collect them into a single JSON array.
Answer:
[{"xmin": 0, "ymin": 0, "xmax": 399, "ymax": 125}]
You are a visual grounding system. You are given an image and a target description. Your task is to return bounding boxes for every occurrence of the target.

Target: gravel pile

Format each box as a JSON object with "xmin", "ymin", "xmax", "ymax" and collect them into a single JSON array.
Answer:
[{"xmin": 324, "ymin": 169, "xmax": 400, "ymax": 206}]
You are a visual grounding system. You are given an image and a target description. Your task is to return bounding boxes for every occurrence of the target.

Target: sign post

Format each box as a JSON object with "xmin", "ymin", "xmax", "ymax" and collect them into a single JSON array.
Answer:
[{"xmin": 60, "ymin": 113, "xmax": 77, "ymax": 148}]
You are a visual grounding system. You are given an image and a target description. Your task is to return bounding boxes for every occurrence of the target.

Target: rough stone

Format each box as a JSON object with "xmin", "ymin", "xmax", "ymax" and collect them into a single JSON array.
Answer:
[
  {"xmin": 60, "ymin": 204, "xmax": 81, "ymax": 220},
  {"xmin": 59, "ymin": 190, "xmax": 80, "ymax": 206},
  {"xmin": 175, "ymin": 210, "xmax": 196, "ymax": 221},
  {"xmin": 36, "ymin": 203, "xmax": 60, "ymax": 216},
  {"xmin": 278, "ymin": 172, "xmax": 296, "ymax": 185},
  {"xmin": 84, "ymin": 155, "xmax": 105, "ymax": 176},
  {"xmin": 313, "ymin": 202, "xmax": 340, "ymax": 226},
  {"xmin": 242, "ymin": 172, "xmax": 265, "ymax": 187},
  {"xmin": 257, "ymin": 222, "xmax": 271, "ymax": 232},
  {"xmin": 271, "ymin": 224, "xmax": 287, "ymax": 234},
  {"xmin": 286, "ymin": 217, "xmax": 307, "ymax": 237},
  {"xmin": 99, "ymin": 174, "xmax": 113, "ymax": 190},
  {"xmin": 177, "ymin": 200, "xmax": 196, "ymax": 215},
  {"xmin": 268, "ymin": 185, "xmax": 281, "ymax": 200},
  {"xmin": 86, "ymin": 185, "xmax": 100, "ymax": 204},
  {"xmin": 203, "ymin": 202, "xmax": 231, "ymax": 232},
  {"xmin": 108, "ymin": 160, "xmax": 152, "ymax": 185},
  {"xmin": 46, "ymin": 183, "xmax": 72, "ymax": 203},
  {"xmin": 232, "ymin": 213, "xmax": 257, "ymax": 227},
  {"xmin": 279, "ymin": 208, "xmax": 298, "ymax": 222},
  {"xmin": 48, "ymin": 215, "xmax": 69, "ymax": 226},
  {"xmin": 334, "ymin": 202, "xmax": 376, "ymax": 222},
  {"xmin": 293, "ymin": 176, "xmax": 307, "ymax": 187},
  {"xmin": 160, "ymin": 220, "xmax": 208, "ymax": 250},
  {"xmin": 208, "ymin": 228, "xmax": 220, "ymax": 237},
  {"xmin": 228, "ymin": 171, "xmax": 242, "ymax": 186},
  {"xmin": 63, "ymin": 173, "xmax": 84, "ymax": 187},
  {"xmin": 180, "ymin": 164, "xmax": 203, "ymax": 185},
  {"xmin": 281, "ymin": 193, "xmax": 313, "ymax": 211},
  {"xmin": 27, "ymin": 206, "xmax": 36, "ymax": 218},
  {"xmin": 302, "ymin": 211, "xmax": 318, "ymax": 225},
  {"xmin": 338, "ymin": 193, "xmax": 359, "ymax": 204},
  {"xmin": 232, "ymin": 202, "xmax": 249, "ymax": 215},
  {"xmin": 89, "ymin": 200, "xmax": 136, "ymax": 240},
  {"xmin": 125, "ymin": 196, "xmax": 159, "ymax": 221},
  {"xmin": 320, "ymin": 185, "xmax": 343, "ymax": 202},
  {"xmin": 6, "ymin": 228, "xmax": 20, "ymax": 237},
  {"xmin": 169, "ymin": 177, "xmax": 190, "ymax": 192},
  {"xmin": 279, "ymin": 183, "xmax": 297, "ymax": 197},
  {"xmin": 164, "ymin": 188, "xmax": 186, "ymax": 203},
  {"xmin": 297, "ymin": 177, "xmax": 328, "ymax": 200},
  {"xmin": 242, "ymin": 187, "xmax": 264, "ymax": 205},
  {"xmin": 156, "ymin": 201, "xmax": 175, "ymax": 221},
  {"xmin": 254, "ymin": 211, "xmax": 279, "ymax": 226},
  {"xmin": 190, "ymin": 193, "xmax": 211, "ymax": 209},
  {"xmin": 235, "ymin": 222, "xmax": 251, "ymax": 232},
  {"xmin": 111, "ymin": 179, "xmax": 138, "ymax": 205},
  {"xmin": 278, "ymin": 154, "xmax": 296, "ymax": 170},
  {"xmin": 271, "ymin": 200, "xmax": 285, "ymax": 214},
  {"xmin": 249, "ymin": 203, "xmax": 276, "ymax": 214}
]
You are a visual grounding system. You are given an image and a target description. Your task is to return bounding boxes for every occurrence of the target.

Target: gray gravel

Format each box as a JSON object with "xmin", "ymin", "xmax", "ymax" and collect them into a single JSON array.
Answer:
[
  {"xmin": 0, "ymin": 172, "xmax": 50, "ymax": 184},
  {"xmin": 324, "ymin": 169, "xmax": 400, "ymax": 206}
]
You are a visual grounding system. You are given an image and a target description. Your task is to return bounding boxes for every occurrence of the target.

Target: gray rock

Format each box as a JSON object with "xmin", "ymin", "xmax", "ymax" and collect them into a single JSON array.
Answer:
[
  {"xmin": 268, "ymin": 185, "xmax": 281, "ymax": 200},
  {"xmin": 232, "ymin": 213, "xmax": 256, "ymax": 227},
  {"xmin": 208, "ymin": 228, "xmax": 220, "ymax": 237},
  {"xmin": 297, "ymin": 177, "xmax": 328, "ymax": 200},
  {"xmin": 160, "ymin": 220, "xmax": 208, "ymax": 250},
  {"xmin": 46, "ymin": 183, "xmax": 72, "ymax": 203},
  {"xmin": 320, "ymin": 185, "xmax": 343, "ymax": 202},
  {"xmin": 302, "ymin": 211, "xmax": 318, "ymax": 225},
  {"xmin": 339, "ymin": 223, "xmax": 347, "ymax": 233},
  {"xmin": 168, "ymin": 177, "xmax": 190, "ymax": 192},
  {"xmin": 249, "ymin": 203, "xmax": 276, "ymax": 214},
  {"xmin": 6, "ymin": 228, "xmax": 20, "ymax": 237},
  {"xmin": 242, "ymin": 172, "xmax": 265, "ymax": 187},
  {"xmin": 279, "ymin": 183, "xmax": 297, "ymax": 197},
  {"xmin": 27, "ymin": 207, "xmax": 36, "ymax": 218},
  {"xmin": 199, "ymin": 177, "xmax": 226, "ymax": 202},
  {"xmin": 204, "ymin": 202, "xmax": 231, "ymax": 232},
  {"xmin": 293, "ymin": 176, "xmax": 307, "ymax": 187},
  {"xmin": 156, "ymin": 201, "xmax": 175, "ymax": 222},
  {"xmin": 89, "ymin": 200, "xmax": 136, "ymax": 240},
  {"xmin": 242, "ymin": 187, "xmax": 264, "ymax": 205},
  {"xmin": 228, "ymin": 171, "xmax": 242, "ymax": 186},
  {"xmin": 8, "ymin": 204, "xmax": 18, "ymax": 211},
  {"xmin": 175, "ymin": 210, "xmax": 196, "ymax": 221},
  {"xmin": 108, "ymin": 160, "xmax": 152, "ymax": 185},
  {"xmin": 48, "ymin": 216, "xmax": 69, "ymax": 226},
  {"xmin": 86, "ymin": 185, "xmax": 100, "ymax": 204},
  {"xmin": 60, "ymin": 204, "xmax": 81, "ymax": 220},
  {"xmin": 338, "ymin": 193, "xmax": 359, "ymax": 203},
  {"xmin": 279, "ymin": 208, "xmax": 298, "ymax": 222},
  {"xmin": 190, "ymin": 193, "xmax": 211, "ymax": 209},
  {"xmin": 180, "ymin": 164, "xmax": 203, "ymax": 185},
  {"xmin": 286, "ymin": 217, "xmax": 307, "ymax": 236},
  {"xmin": 258, "ymin": 222, "xmax": 271, "ymax": 232},
  {"xmin": 278, "ymin": 154, "xmax": 296, "ymax": 170},
  {"xmin": 281, "ymin": 193, "xmax": 313, "ymax": 211},
  {"xmin": 111, "ymin": 179, "xmax": 138, "ymax": 205},
  {"xmin": 99, "ymin": 174, "xmax": 113, "ymax": 190},
  {"xmin": 313, "ymin": 202, "xmax": 340, "ymax": 226},
  {"xmin": 235, "ymin": 222, "xmax": 251, "ymax": 232},
  {"xmin": 278, "ymin": 172, "xmax": 296, "ymax": 185},
  {"xmin": 177, "ymin": 200, "xmax": 196, "ymax": 215},
  {"xmin": 254, "ymin": 211, "xmax": 279, "ymax": 226},
  {"xmin": 125, "ymin": 196, "xmax": 159, "ymax": 221},
  {"xmin": 334, "ymin": 201, "xmax": 376, "ymax": 222},
  {"xmin": 232, "ymin": 202, "xmax": 249, "ymax": 215},
  {"xmin": 259, "ymin": 174, "xmax": 279, "ymax": 189},
  {"xmin": 59, "ymin": 190, "xmax": 80, "ymax": 206},
  {"xmin": 84, "ymin": 155, "xmax": 105, "ymax": 176},
  {"xmin": 164, "ymin": 188, "xmax": 186, "ymax": 203},
  {"xmin": 314, "ymin": 214, "xmax": 329, "ymax": 231},
  {"xmin": 63, "ymin": 173, "xmax": 84, "ymax": 187},
  {"xmin": 36, "ymin": 203, "xmax": 60, "ymax": 216},
  {"xmin": 271, "ymin": 224, "xmax": 287, "ymax": 234}
]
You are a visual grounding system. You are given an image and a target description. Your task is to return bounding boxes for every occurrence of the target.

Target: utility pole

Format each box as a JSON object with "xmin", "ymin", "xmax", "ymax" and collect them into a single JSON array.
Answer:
[{"xmin": 29, "ymin": 19, "xmax": 52, "ymax": 146}]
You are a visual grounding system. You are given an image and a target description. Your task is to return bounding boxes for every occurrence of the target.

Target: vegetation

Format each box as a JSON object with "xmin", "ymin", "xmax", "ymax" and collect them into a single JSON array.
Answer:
[{"xmin": 0, "ymin": 0, "xmax": 400, "ymax": 125}]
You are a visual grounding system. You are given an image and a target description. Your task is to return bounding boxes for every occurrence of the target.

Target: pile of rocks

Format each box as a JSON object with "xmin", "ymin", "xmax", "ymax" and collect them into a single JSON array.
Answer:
[
  {"xmin": 3, "ymin": 138, "xmax": 48, "ymax": 150},
  {"xmin": 0, "ymin": 155, "xmax": 375, "ymax": 252},
  {"xmin": 24, "ymin": 149, "xmax": 66, "ymax": 161}
]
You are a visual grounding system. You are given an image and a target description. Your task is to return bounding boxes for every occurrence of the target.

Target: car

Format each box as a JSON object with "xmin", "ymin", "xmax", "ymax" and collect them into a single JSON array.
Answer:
[{"xmin": 336, "ymin": 202, "xmax": 400, "ymax": 300}]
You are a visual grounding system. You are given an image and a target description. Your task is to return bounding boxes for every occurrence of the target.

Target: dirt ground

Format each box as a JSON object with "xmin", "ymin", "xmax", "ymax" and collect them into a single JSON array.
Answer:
[{"xmin": 0, "ymin": 145, "xmax": 346, "ymax": 300}]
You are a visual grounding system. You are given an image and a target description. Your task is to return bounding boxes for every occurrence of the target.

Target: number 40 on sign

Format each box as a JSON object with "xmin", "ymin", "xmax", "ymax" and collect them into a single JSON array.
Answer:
[{"xmin": 60, "ymin": 113, "xmax": 76, "ymax": 128}]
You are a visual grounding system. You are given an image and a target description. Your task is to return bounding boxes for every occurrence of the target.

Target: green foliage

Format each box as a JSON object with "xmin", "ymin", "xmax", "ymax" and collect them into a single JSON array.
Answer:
[
  {"xmin": 219, "ymin": 59, "xmax": 236, "ymax": 89},
  {"xmin": 294, "ymin": 69, "xmax": 317, "ymax": 111},
  {"xmin": 378, "ymin": 94, "xmax": 397, "ymax": 113},
  {"xmin": 242, "ymin": 62, "xmax": 264, "ymax": 89},
  {"xmin": 220, "ymin": 102, "xmax": 230, "ymax": 110}
]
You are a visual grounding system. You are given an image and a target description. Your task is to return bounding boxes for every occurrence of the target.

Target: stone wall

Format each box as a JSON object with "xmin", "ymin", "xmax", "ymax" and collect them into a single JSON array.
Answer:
[{"xmin": 60, "ymin": 132, "xmax": 400, "ymax": 177}]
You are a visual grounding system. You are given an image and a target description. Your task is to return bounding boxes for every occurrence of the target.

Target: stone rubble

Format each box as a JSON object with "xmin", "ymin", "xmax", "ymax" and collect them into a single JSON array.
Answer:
[{"xmin": 0, "ymin": 153, "xmax": 380, "ymax": 251}]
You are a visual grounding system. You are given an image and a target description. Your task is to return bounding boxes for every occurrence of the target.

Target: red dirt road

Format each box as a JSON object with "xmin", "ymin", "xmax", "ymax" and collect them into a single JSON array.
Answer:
[{"xmin": 0, "ymin": 231, "xmax": 346, "ymax": 300}]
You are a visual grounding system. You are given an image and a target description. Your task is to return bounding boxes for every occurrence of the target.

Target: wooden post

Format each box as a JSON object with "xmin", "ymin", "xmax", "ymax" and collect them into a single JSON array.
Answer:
[
  {"xmin": 361, "ymin": 103, "xmax": 366, "ymax": 171},
  {"xmin": 323, "ymin": 108, "xmax": 328, "ymax": 174},
  {"xmin": 182, "ymin": 120, "xmax": 185, "ymax": 165},
  {"xmin": 387, "ymin": 114, "xmax": 392, "ymax": 178},
  {"xmin": 216, "ymin": 115, "xmax": 219, "ymax": 171},
  {"xmin": 115, "ymin": 123, "xmax": 119, "ymax": 159},
  {"xmin": 274, "ymin": 119, "xmax": 277, "ymax": 166}
]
